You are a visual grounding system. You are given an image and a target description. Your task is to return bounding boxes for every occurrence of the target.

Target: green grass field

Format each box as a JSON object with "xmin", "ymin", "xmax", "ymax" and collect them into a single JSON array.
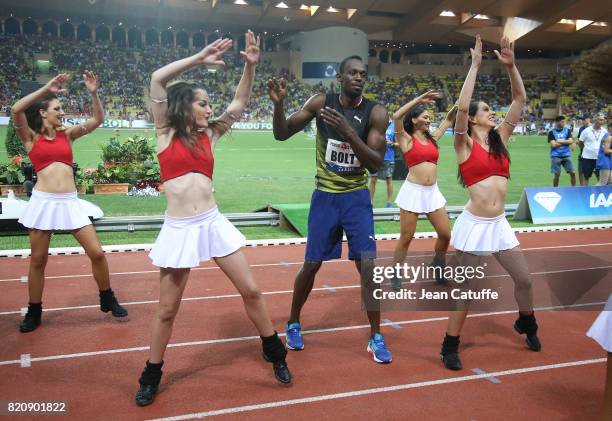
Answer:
[
  {"xmin": 2, "ymin": 126, "xmax": 594, "ymax": 245},
  {"xmin": 0, "ymin": 219, "xmax": 605, "ymax": 250},
  {"xmin": 0, "ymin": 127, "xmax": 577, "ymax": 214}
]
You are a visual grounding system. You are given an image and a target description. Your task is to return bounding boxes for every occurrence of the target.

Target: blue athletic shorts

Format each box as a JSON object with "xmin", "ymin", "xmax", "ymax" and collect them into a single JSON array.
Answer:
[{"xmin": 305, "ymin": 189, "xmax": 376, "ymax": 261}]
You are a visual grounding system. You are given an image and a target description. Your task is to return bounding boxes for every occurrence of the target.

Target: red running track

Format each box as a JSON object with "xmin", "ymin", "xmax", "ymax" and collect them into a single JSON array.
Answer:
[{"xmin": 0, "ymin": 229, "xmax": 610, "ymax": 420}]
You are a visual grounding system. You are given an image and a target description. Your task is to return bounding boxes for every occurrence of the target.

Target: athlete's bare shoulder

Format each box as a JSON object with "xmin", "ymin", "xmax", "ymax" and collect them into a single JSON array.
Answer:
[{"xmin": 369, "ymin": 103, "xmax": 390, "ymax": 127}]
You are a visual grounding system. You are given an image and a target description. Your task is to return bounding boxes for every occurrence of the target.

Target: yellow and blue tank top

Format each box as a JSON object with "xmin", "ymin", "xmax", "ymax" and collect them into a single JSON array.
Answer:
[{"xmin": 314, "ymin": 93, "xmax": 377, "ymax": 192}]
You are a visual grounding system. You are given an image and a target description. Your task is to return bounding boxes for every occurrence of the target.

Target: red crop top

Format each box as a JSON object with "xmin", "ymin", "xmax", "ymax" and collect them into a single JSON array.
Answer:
[
  {"xmin": 28, "ymin": 131, "xmax": 73, "ymax": 173},
  {"xmin": 158, "ymin": 132, "xmax": 214, "ymax": 183},
  {"xmin": 459, "ymin": 140, "xmax": 510, "ymax": 187},
  {"xmin": 402, "ymin": 136, "xmax": 439, "ymax": 167}
]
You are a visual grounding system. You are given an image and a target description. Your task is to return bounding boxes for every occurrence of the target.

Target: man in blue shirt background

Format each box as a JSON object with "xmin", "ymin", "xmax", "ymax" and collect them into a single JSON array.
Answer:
[
  {"xmin": 547, "ymin": 115, "xmax": 576, "ymax": 186},
  {"xmin": 369, "ymin": 120, "xmax": 397, "ymax": 207}
]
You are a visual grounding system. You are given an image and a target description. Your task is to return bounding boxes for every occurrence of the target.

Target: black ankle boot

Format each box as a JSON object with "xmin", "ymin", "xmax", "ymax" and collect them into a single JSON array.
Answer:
[
  {"xmin": 261, "ymin": 332, "xmax": 292, "ymax": 385},
  {"xmin": 440, "ymin": 334, "xmax": 462, "ymax": 370},
  {"xmin": 19, "ymin": 302, "xmax": 42, "ymax": 333},
  {"xmin": 99, "ymin": 289, "xmax": 128, "ymax": 317},
  {"xmin": 135, "ymin": 360, "xmax": 163, "ymax": 406},
  {"xmin": 514, "ymin": 313, "xmax": 541, "ymax": 352}
]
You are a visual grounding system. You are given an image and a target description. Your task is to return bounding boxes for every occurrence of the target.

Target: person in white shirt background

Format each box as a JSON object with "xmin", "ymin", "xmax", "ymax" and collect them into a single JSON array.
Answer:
[{"xmin": 578, "ymin": 113, "xmax": 607, "ymax": 186}]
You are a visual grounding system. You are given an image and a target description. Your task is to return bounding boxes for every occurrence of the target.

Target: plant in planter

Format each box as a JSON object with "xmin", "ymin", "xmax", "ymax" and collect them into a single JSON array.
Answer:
[
  {"xmin": 102, "ymin": 136, "xmax": 156, "ymax": 165},
  {"xmin": 4, "ymin": 119, "xmax": 27, "ymax": 158},
  {"xmin": 75, "ymin": 168, "xmax": 95, "ymax": 194},
  {"xmin": 0, "ymin": 156, "xmax": 26, "ymax": 196},
  {"xmin": 128, "ymin": 161, "xmax": 163, "ymax": 196},
  {"xmin": 136, "ymin": 160, "xmax": 162, "ymax": 189},
  {"xmin": 92, "ymin": 163, "xmax": 130, "ymax": 194},
  {"xmin": 94, "ymin": 136, "xmax": 157, "ymax": 194}
]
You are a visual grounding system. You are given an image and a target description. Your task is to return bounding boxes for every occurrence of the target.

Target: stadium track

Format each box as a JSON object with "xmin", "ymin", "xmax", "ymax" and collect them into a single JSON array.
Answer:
[{"xmin": 0, "ymin": 228, "xmax": 610, "ymax": 420}]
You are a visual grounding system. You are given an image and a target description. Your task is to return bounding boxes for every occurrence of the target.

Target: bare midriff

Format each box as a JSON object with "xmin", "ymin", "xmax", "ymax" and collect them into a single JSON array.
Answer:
[
  {"xmin": 464, "ymin": 175, "xmax": 507, "ymax": 217},
  {"xmin": 163, "ymin": 172, "xmax": 216, "ymax": 217},
  {"xmin": 33, "ymin": 162, "xmax": 76, "ymax": 193},
  {"xmin": 406, "ymin": 161, "xmax": 438, "ymax": 186}
]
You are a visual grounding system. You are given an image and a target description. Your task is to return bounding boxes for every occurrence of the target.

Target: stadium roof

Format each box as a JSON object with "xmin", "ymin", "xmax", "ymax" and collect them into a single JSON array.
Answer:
[{"xmin": 1, "ymin": 0, "xmax": 610, "ymax": 50}]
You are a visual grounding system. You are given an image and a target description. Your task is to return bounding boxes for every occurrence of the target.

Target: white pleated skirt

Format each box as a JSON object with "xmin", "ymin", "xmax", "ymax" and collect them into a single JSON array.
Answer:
[
  {"xmin": 450, "ymin": 209, "xmax": 519, "ymax": 254},
  {"xmin": 149, "ymin": 207, "xmax": 246, "ymax": 268},
  {"xmin": 586, "ymin": 294, "xmax": 612, "ymax": 352},
  {"xmin": 395, "ymin": 180, "xmax": 447, "ymax": 214},
  {"xmin": 18, "ymin": 189, "xmax": 91, "ymax": 231}
]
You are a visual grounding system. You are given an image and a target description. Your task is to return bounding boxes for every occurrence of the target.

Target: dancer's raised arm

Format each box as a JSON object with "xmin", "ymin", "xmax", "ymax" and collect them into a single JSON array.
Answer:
[
  {"xmin": 393, "ymin": 90, "xmax": 442, "ymax": 138},
  {"xmin": 212, "ymin": 31, "xmax": 260, "ymax": 141},
  {"xmin": 149, "ymin": 38, "xmax": 233, "ymax": 133},
  {"xmin": 494, "ymin": 36, "xmax": 527, "ymax": 143},
  {"xmin": 67, "ymin": 71, "xmax": 104, "ymax": 142},
  {"xmin": 11, "ymin": 73, "xmax": 69, "ymax": 147},
  {"xmin": 454, "ymin": 34, "xmax": 482, "ymax": 149}
]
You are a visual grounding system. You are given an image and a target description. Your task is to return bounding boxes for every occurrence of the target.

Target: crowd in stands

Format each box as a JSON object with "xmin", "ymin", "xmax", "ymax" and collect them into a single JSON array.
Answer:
[
  {"xmin": 0, "ymin": 34, "xmax": 323, "ymax": 121},
  {"xmin": 0, "ymin": 33, "xmax": 609, "ymax": 129},
  {"xmin": 0, "ymin": 35, "xmax": 38, "ymax": 114}
]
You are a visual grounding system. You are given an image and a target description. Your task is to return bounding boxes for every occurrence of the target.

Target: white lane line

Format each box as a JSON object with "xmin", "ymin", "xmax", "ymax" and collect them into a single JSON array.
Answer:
[
  {"xmin": 146, "ymin": 358, "xmax": 606, "ymax": 421},
  {"xmin": 1, "ymin": 241, "xmax": 610, "ymax": 283},
  {"xmin": 0, "ymin": 301, "xmax": 604, "ymax": 367},
  {"xmin": 0, "ymin": 259, "xmax": 342, "ymax": 283},
  {"xmin": 0, "ymin": 265, "xmax": 608, "ymax": 316},
  {"xmin": 2, "ymin": 224, "xmax": 610, "ymax": 258},
  {"xmin": 471, "ymin": 368, "xmax": 502, "ymax": 384}
]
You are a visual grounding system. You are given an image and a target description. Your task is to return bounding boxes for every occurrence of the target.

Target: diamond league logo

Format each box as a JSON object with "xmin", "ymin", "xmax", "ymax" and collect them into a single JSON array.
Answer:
[
  {"xmin": 325, "ymin": 65, "xmax": 336, "ymax": 78},
  {"xmin": 534, "ymin": 192, "xmax": 562, "ymax": 213}
]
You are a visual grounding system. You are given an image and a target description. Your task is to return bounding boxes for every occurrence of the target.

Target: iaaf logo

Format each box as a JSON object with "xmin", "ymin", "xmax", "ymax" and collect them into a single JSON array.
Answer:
[
  {"xmin": 535, "ymin": 191, "xmax": 612, "ymax": 212},
  {"xmin": 590, "ymin": 192, "xmax": 612, "ymax": 208}
]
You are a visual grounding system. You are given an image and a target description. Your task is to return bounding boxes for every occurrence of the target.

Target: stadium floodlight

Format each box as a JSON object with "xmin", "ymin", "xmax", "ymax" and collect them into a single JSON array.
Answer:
[
  {"xmin": 276, "ymin": 1, "xmax": 289, "ymax": 8},
  {"xmin": 309, "ymin": 5, "xmax": 319, "ymax": 16},
  {"xmin": 326, "ymin": 6, "xmax": 339, "ymax": 13},
  {"xmin": 503, "ymin": 17, "xmax": 542, "ymax": 42},
  {"xmin": 439, "ymin": 10, "xmax": 455, "ymax": 17},
  {"xmin": 234, "ymin": 0, "xmax": 248, "ymax": 4},
  {"xmin": 575, "ymin": 19, "xmax": 593, "ymax": 31},
  {"xmin": 474, "ymin": 14, "xmax": 490, "ymax": 20},
  {"xmin": 300, "ymin": 4, "xmax": 309, "ymax": 9},
  {"xmin": 347, "ymin": 8, "xmax": 357, "ymax": 19}
]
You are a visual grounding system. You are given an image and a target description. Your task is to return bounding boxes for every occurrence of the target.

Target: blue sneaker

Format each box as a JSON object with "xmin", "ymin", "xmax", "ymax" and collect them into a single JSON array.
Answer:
[
  {"xmin": 286, "ymin": 322, "xmax": 304, "ymax": 350},
  {"xmin": 386, "ymin": 202, "xmax": 393, "ymax": 208},
  {"xmin": 367, "ymin": 333, "xmax": 392, "ymax": 363}
]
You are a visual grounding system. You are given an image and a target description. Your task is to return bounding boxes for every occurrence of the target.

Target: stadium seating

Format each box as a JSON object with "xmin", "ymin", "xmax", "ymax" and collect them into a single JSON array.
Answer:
[{"xmin": 0, "ymin": 34, "xmax": 608, "ymax": 127}]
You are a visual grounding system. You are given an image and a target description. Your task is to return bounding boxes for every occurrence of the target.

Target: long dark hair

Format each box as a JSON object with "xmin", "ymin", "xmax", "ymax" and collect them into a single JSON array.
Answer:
[
  {"xmin": 25, "ymin": 93, "xmax": 58, "ymax": 134},
  {"xmin": 166, "ymin": 81, "xmax": 229, "ymax": 152},
  {"xmin": 403, "ymin": 104, "xmax": 438, "ymax": 149},
  {"xmin": 458, "ymin": 101, "xmax": 511, "ymax": 186}
]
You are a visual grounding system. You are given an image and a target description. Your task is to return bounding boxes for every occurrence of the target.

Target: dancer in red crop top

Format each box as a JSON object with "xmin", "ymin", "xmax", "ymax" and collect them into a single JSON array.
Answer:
[
  {"xmin": 136, "ymin": 32, "xmax": 291, "ymax": 407},
  {"xmin": 391, "ymin": 91, "xmax": 457, "ymax": 288},
  {"xmin": 10, "ymin": 72, "xmax": 127, "ymax": 333},
  {"xmin": 440, "ymin": 35, "xmax": 540, "ymax": 371}
]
